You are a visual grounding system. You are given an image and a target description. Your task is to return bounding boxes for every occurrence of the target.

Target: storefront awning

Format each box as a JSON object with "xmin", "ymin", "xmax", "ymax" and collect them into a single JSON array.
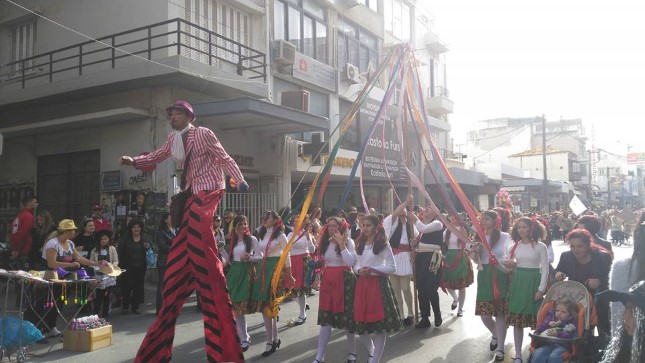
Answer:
[{"xmin": 193, "ymin": 98, "xmax": 329, "ymax": 134}]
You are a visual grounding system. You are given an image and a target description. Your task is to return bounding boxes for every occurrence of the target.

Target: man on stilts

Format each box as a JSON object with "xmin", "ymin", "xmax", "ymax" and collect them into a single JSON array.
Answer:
[{"xmin": 120, "ymin": 100, "xmax": 248, "ymax": 363}]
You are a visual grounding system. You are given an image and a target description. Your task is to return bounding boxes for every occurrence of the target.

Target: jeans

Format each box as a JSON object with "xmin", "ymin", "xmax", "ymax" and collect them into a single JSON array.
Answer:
[{"xmin": 531, "ymin": 344, "xmax": 569, "ymax": 363}]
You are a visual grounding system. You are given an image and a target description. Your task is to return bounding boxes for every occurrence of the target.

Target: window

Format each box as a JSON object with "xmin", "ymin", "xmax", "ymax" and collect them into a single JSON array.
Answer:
[
  {"xmin": 10, "ymin": 20, "xmax": 37, "ymax": 73},
  {"xmin": 384, "ymin": 0, "xmax": 411, "ymax": 41},
  {"xmin": 337, "ymin": 18, "xmax": 377, "ymax": 72},
  {"xmin": 274, "ymin": 0, "xmax": 328, "ymax": 63},
  {"xmin": 357, "ymin": 0, "xmax": 378, "ymax": 12},
  {"xmin": 182, "ymin": 0, "xmax": 251, "ymax": 65}
]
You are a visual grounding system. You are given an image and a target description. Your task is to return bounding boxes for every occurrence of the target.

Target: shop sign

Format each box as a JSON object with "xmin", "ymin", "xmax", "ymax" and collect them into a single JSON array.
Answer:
[
  {"xmin": 292, "ymin": 53, "xmax": 337, "ymax": 92},
  {"xmin": 360, "ymin": 98, "xmax": 405, "ymax": 181},
  {"xmin": 100, "ymin": 171, "xmax": 121, "ymax": 192},
  {"xmin": 627, "ymin": 152, "xmax": 645, "ymax": 165}
]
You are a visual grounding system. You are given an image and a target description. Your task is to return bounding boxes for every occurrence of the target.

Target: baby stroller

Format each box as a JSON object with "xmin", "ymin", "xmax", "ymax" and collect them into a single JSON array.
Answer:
[{"xmin": 527, "ymin": 281, "xmax": 598, "ymax": 362}]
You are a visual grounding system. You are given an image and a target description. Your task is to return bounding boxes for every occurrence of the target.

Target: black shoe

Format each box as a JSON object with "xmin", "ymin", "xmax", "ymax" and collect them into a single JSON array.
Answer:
[
  {"xmin": 403, "ymin": 316, "xmax": 414, "ymax": 326},
  {"xmin": 261, "ymin": 343, "xmax": 274, "ymax": 357},
  {"xmin": 415, "ymin": 317, "xmax": 431, "ymax": 328},
  {"xmin": 489, "ymin": 337, "xmax": 498, "ymax": 351},
  {"xmin": 240, "ymin": 340, "xmax": 250, "ymax": 352},
  {"xmin": 434, "ymin": 316, "xmax": 443, "ymax": 327},
  {"xmin": 271, "ymin": 338, "xmax": 281, "ymax": 352},
  {"xmin": 451, "ymin": 300, "xmax": 458, "ymax": 310},
  {"xmin": 294, "ymin": 316, "xmax": 307, "ymax": 326}
]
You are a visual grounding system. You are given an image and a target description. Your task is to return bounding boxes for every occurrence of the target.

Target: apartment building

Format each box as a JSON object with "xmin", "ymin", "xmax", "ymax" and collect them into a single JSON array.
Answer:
[{"xmin": 0, "ymin": 0, "xmax": 455, "ymax": 236}]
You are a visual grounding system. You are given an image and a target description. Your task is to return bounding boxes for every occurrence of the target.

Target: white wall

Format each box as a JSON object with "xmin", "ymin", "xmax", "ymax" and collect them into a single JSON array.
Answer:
[{"xmin": 509, "ymin": 153, "xmax": 571, "ymax": 181}]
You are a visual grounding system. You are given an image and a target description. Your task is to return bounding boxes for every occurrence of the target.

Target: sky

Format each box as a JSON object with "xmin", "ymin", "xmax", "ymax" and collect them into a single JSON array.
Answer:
[{"xmin": 427, "ymin": 0, "xmax": 645, "ymax": 155}]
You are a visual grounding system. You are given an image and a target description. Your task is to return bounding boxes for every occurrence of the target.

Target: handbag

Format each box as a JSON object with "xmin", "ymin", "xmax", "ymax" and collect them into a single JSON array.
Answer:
[{"xmin": 169, "ymin": 145, "xmax": 192, "ymax": 229}]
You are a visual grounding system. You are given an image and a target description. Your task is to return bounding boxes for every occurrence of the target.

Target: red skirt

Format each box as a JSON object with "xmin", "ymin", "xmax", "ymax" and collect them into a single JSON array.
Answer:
[
  {"xmin": 354, "ymin": 276, "xmax": 385, "ymax": 323},
  {"xmin": 319, "ymin": 266, "xmax": 350, "ymax": 313},
  {"xmin": 287, "ymin": 253, "xmax": 308, "ymax": 289}
]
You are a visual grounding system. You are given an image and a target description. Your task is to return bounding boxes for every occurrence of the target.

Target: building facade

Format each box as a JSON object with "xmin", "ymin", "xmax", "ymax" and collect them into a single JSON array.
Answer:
[{"xmin": 0, "ymin": 0, "xmax": 455, "ymax": 237}]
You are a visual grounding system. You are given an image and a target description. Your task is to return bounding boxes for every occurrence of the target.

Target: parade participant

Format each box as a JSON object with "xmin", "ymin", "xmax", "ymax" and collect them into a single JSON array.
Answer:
[
  {"xmin": 120, "ymin": 100, "xmax": 247, "ymax": 363},
  {"xmin": 225, "ymin": 215, "xmax": 260, "ymax": 352},
  {"xmin": 349, "ymin": 206, "xmax": 366, "ymax": 240},
  {"xmin": 154, "ymin": 213, "xmax": 175, "ymax": 315},
  {"xmin": 506, "ymin": 217, "xmax": 549, "ymax": 363},
  {"xmin": 286, "ymin": 215, "xmax": 316, "ymax": 326},
  {"xmin": 74, "ymin": 219, "xmax": 97, "ymax": 258},
  {"xmin": 383, "ymin": 195, "xmax": 417, "ymax": 326},
  {"xmin": 596, "ymin": 280, "xmax": 645, "ymax": 363},
  {"xmin": 555, "ymin": 229, "xmax": 612, "ymax": 340},
  {"xmin": 608, "ymin": 210, "xmax": 645, "ymax": 337},
  {"xmin": 37, "ymin": 219, "xmax": 106, "ymax": 337},
  {"xmin": 351, "ymin": 214, "xmax": 401, "ymax": 363},
  {"xmin": 440, "ymin": 213, "xmax": 474, "ymax": 318},
  {"xmin": 9, "ymin": 195, "xmax": 38, "ymax": 268},
  {"xmin": 90, "ymin": 230, "xmax": 119, "ymax": 319},
  {"xmin": 409, "ymin": 204, "xmax": 445, "ymax": 327},
  {"xmin": 575, "ymin": 214, "xmax": 613, "ymax": 254},
  {"xmin": 473, "ymin": 210, "xmax": 512, "ymax": 362},
  {"xmin": 222, "ymin": 209, "xmax": 235, "ymax": 241},
  {"xmin": 30, "ymin": 209, "xmax": 56, "ymax": 270},
  {"xmin": 312, "ymin": 216, "xmax": 357, "ymax": 363},
  {"xmin": 116, "ymin": 220, "xmax": 149, "ymax": 315},
  {"xmin": 92, "ymin": 203, "xmax": 112, "ymax": 232},
  {"xmin": 531, "ymin": 298, "xmax": 579, "ymax": 363},
  {"xmin": 251, "ymin": 210, "xmax": 294, "ymax": 357}
]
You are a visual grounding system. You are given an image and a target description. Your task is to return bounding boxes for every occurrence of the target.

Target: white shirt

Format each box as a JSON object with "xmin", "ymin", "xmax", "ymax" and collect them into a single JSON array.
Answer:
[
  {"xmin": 383, "ymin": 215, "xmax": 418, "ymax": 246},
  {"xmin": 42, "ymin": 238, "xmax": 75, "ymax": 260},
  {"xmin": 322, "ymin": 239, "xmax": 356, "ymax": 267},
  {"xmin": 414, "ymin": 220, "xmax": 443, "ymax": 234},
  {"xmin": 257, "ymin": 227, "xmax": 290, "ymax": 267},
  {"xmin": 444, "ymin": 229, "xmax": 472, "ymax": 250},
  {"xmin": 231, "ymin": 236, "xmax": 260, "ymax": 262},
  {"xmin": 286, "ymin": 231, "xmax": 315, "ymax": 256},
  {"xmin": 509, "ymin": 241, "xmax": 550, "ymax": 292},
  {"xmin": 353, "ymin": 244, "xmax": 396, "ymax": 275}
]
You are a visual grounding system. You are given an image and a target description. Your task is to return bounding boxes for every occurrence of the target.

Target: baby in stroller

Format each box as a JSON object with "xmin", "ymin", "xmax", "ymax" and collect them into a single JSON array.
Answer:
[{"xmin": 533, "ymin": 298, "xmax": 579, "ymax": 361}]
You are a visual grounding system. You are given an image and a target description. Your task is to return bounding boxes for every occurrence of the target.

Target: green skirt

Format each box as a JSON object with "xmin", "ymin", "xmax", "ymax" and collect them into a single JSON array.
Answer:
[
  {"xmin": 441, "ymin": 249, "xmax": 474, "ymax": 289},
  {"xmin": 507, "ymin": 267, "xmax": 542, "ymax": 328},
  {"xmin": 226, "ymin": 261, "xmax": 254, "ymax": 303},
  {"xmin": 250, "ymin": 257, "xmax": 281, "ymax": 312},
  {"xmin": 475, "ymin": 264, "xmax": 509, "ymax": 317}
]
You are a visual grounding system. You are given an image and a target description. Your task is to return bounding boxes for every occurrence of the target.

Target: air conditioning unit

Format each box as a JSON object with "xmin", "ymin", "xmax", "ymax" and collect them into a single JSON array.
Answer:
[
  {"xmin": 281, "ymin": 90, "xmax": 310, "ymax": 112},
  {"xmin": 272, "ymin": 40, "xmax": 297, "ymax": 66},
  {"xmin": 341, "ymin": 63, "xmax": 360, "ymax": 84}
]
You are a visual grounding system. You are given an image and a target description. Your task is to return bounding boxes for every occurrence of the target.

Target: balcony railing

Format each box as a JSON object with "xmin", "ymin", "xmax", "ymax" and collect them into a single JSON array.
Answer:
[
  {"xmin": 1, "ymin": 18, "xmax": 267, "ymax": 89},
  {"xmin": 429, "ymin": 86, "xmax": 450, "ymax": 98}
]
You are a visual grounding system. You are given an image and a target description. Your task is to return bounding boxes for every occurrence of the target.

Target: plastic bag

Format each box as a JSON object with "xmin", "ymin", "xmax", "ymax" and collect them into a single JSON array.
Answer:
[
  {"xmin": 146, "ymin": 248, "xmax": 156, "ymax": 268},
  {"xmin": 0, "ymin": 316, "xmax": 44, "ymax": 349}
]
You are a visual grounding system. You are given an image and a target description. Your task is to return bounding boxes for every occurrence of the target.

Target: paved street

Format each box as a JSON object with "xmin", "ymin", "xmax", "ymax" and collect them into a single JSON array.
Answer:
[{"xmin": 13, "ymin": 240, "xmax": 632, "ymax": 362}]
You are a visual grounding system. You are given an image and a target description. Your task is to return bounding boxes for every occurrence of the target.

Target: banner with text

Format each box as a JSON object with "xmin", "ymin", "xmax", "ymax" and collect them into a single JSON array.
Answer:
[{"xmin": 360, "ymin": 98, "xmax": 406, "ymax": 181}]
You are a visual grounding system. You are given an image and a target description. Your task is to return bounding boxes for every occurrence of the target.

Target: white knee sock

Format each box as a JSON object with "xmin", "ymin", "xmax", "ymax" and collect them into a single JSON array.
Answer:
[
  {"xmin": 315, "ymin": 325, "xmax": 332, "ymax": 361},
  {"xmin": 298, "ymin": 295, "xmax": 307, "ymax": 318},
  {"xmin": 481, "ymin": 315, "xmax": 496, "ymax": 335},
  {"xmin": 458, "ymin": 288, "xmax": 466, "ymax": 310},
  {"xmin": 513, "ymin": 326, "xmax": 524, "ymax": 358},
  {"xmin": 371, "ymin": 333, "xmax": 386, "ymax": 363},
  {"xmin": 235, "ymin": 314, "xmax": 249, "ymax": 342},
  {"xmin": 359, "ymin": 334, "xmax": 374, "ymax": 358},
  {"xmin": 263, "ymin": 314, "xmax": 275, "ymax": 343},
  {"xmin": 346, "ymin": 330, "xmax": 356, "ymax": 355},
  {"xmin": 495, "ymin": 315, "xmax": 507, "ymax": 352},
  {"xmin": 448, "ymin": 289, "xmax": 458, "ymax": 302}
]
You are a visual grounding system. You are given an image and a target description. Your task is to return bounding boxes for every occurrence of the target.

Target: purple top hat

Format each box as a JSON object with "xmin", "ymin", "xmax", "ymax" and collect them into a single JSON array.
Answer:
[
  {"xmin": 76, "ymin": 268, "xmax": 91, "ymax": 280},
  {"xmin": 55, "ymin": 267, "xmax": 69, "ymax": 277}
]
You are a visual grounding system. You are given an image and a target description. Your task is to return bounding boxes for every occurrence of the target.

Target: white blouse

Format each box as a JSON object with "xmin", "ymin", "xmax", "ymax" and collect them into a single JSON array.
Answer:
[
  {"xmin": 231, "ymin": 236, "xmax": 260, "ymax": 262},
  {"xmin": 322, "ymin": 238, "xmax": 356, "ymax": 267},
  {"xmin": 353, "ymin": 244, "xmax": 396, "ymax": 275},
  {"xmin": 444, "ymin": 229, "xmax": 472, "ymax": 250},
  {"xmin": 383, "ymin": 215, "xmax": 418, "ymax": 246},
  {"xmin": 286, "ymin": 231, "xmax": 315, "ymax": 256},
  {"xmin": 257, "ymin": 227, "xmax": 291, "ymax": 267},
  {"xmin": 509, "ymin": 241, "xmax": 550, "ymax": 292}
]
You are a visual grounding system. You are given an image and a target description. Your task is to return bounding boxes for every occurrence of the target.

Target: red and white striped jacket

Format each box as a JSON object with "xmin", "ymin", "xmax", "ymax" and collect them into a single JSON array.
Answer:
[{"xmin": 133, "ymin": 126, "xmax": 245, "ymax": 194}]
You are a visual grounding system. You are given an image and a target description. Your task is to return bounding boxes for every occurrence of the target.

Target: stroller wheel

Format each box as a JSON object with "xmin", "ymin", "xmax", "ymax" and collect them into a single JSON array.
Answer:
[{"xmin": 17, "ymin": 348, "xmax": 27, "ymax": 362}]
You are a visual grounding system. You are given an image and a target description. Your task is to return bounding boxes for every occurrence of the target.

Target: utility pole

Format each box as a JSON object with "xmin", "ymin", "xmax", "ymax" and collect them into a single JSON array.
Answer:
[
  {"xmin": 588, "ymin": 149, "xmax": 593, "ymax": 204},
  {"xmin": 607, "ymin": 166, "xmax": 611, "ymax": 207},
  {"xmin": 541, "ymin": 115, "xmax": 549, "ymax": 212}
]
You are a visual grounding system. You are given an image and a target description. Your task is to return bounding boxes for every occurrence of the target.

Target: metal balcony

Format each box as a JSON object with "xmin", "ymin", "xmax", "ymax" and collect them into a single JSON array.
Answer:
[
  {"xmin": 1, "ymin": 18, "xmax": 267, "ymax": 89},
  {"xmin": 424, "ymin": 30, "xmax": 449, "ymax": 54},
  {"xmin": 425, "ymin": 86, "xmax": 454, "ymax": 115}
]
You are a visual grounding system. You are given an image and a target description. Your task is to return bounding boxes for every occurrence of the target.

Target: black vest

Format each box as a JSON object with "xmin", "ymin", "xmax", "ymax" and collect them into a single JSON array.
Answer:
[{"xmin": 420, "ymin": 222, "xmax": 444, "ymax": 247}]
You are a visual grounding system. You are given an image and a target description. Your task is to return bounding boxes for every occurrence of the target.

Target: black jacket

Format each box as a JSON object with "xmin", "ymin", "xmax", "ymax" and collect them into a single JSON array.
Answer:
[
  {"xmin": 555, "ymin": 249, "xmax": 611, "ymax": 294},
  {"xmin": 155, "ymin": 227, "xmax": 175, "ymax": 268}
]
